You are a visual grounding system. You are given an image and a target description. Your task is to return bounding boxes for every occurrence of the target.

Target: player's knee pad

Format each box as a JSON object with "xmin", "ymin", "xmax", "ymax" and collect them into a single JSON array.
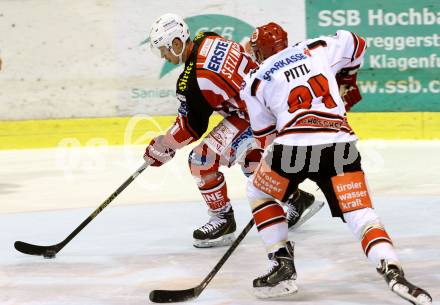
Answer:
[
  {"xmin": 247, "ymin": 176, "xmax": 271, "ymax": 204},
  {"xmin": 188, "ymin": 144, "xmax": 220, "ymax": 181},
  {"xmin": 343, "ymin": 207, "xmax": 380, "ymax": 237},
  {"xmin": 240, "ymin": 149, "xmax": 263, "ymax": 177}
]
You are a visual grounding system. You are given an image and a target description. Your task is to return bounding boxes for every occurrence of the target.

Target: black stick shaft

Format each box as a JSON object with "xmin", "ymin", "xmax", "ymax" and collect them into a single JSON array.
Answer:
[
  {"xmin": 198, "ymin": 218, "xmax": 254, "ymax": 291},
  {"xmin": 149, "ymin": 218, "xmax": 255, "ymax": 303},
  {"xmin": 56, "ymin": 162, "xmax": 149, "ymax": 251}
]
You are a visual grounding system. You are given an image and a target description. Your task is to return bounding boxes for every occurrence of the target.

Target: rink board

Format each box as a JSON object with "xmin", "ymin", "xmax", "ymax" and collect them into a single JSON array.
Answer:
[{"xmin": 1, "ymin": 113, "xmax": 440, "ymax": 150}]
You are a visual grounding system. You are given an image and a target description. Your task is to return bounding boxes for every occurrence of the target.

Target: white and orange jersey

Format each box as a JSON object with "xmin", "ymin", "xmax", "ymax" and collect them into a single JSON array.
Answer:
[{"xmin": 240, "ymin": 30, "xmax": 366, "ymax": 147}]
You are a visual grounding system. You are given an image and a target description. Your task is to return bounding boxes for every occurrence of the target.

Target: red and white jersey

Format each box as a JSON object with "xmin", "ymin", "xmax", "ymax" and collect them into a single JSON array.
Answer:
[
  {"xmin": 240, "ymin": 30, "xmax": 366, "ymax": 146},
  {"xmin": 168, "ymin": 32, "xmax": 257, "ymax": 149},
  {"xmin": 194, "ymin": 33, "xmax": 256, "ymax": 116}
]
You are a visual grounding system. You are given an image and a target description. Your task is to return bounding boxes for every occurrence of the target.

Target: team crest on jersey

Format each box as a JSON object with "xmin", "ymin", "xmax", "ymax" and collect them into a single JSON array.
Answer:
[{"xmin": 204, "ymin": 40, "xmax": 232, "ymax": 73}]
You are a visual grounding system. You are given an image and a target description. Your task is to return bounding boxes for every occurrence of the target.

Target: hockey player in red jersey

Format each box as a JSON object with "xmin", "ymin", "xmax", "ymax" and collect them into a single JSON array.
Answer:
[
  {"xmin": 240, "ymin": 23, "xmax": 432, "ymax": 305},
  {"xmin": 145, "ymin": 14, "xmax": 322, "ymax": 248}
]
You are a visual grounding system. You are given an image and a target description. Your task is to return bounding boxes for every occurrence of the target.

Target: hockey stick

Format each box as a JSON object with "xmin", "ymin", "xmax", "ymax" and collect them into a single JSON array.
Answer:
[
  {"xmin": 14, "ymin": 162, "xmax": 149, "ymax": 258},
  {"xmin": 149, "ymin": 218, "xmax": 255, "ymax": 303}
]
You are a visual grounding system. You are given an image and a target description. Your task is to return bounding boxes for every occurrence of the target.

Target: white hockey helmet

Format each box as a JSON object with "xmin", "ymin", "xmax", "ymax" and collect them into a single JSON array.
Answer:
[{"xmin": 149, "ymin": 13, "xmax": 190, "ymax": 64}]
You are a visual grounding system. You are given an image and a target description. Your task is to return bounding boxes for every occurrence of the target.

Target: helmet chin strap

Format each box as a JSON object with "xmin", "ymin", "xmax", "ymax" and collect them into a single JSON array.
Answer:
[{"xmin": 170, "ymin": 40, "xmax": 186, "ymax": 65}]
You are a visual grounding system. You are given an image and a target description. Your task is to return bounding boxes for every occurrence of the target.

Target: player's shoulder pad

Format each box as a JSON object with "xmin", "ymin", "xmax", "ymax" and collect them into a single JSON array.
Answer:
[
  {"xmin": 307, "ymin": 39, "xmax": 327, "ymax": 50},
  {"xmin": 240, "ymin": 67, "xmax": 262, "ymax": 97},
  {"xmin": 193, "ymin": 31, "xmax": 221, "ymax": 44},
  {"xmin": 333, "ymin": 29, "xmax": 366, "ymax": 61},
  {"xmin": 334, "ymin": 29, "xmax": 352, "ymax": 37},
  {"xmin": 257, "ymin": 46, "xmax": 309, "ymax": 82}
]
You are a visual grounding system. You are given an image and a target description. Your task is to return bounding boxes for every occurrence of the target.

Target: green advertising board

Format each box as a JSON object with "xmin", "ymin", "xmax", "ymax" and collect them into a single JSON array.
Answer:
[{"xmin": 306, "ymin": 0, "xmax": 440, "ymax": 111}]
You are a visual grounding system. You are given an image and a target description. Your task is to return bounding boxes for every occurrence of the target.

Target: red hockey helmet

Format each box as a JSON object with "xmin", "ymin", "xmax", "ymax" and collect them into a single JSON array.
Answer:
[{"xmin": 250, "ymin": 22, "xmax": 288, "ymax": 63}]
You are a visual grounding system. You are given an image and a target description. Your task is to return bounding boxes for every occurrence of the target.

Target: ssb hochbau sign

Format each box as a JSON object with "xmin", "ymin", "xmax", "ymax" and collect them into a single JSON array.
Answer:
[{"xmin": 306, "ymin": 0, "xmax": 440, "ymax": 112}]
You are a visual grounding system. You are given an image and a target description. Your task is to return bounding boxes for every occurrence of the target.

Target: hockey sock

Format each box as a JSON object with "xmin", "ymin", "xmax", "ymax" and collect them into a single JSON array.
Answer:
[{"xmin": 252, "ymin": 200, "xmax": 288, "ymax": 253}]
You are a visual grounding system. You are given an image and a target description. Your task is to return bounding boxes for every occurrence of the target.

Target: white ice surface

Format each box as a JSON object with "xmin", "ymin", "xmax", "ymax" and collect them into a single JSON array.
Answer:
[{"xmin": 1, "ymin": 141, "xmax": 439, "ymax": 305}]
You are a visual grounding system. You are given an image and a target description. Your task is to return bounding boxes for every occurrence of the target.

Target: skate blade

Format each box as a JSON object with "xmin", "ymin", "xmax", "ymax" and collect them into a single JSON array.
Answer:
[
  {"xmin": 289, "ymin": 200, "xmax": 324, "ymax": 231},
  {"xmin": 193, "ymin": 233, "xmax": 235, "ymax": 248},
  {"xmin": 254, "ymin": 279, "xmax": 298, "ymax": 299},
  {"xmin": 392, "ymin": 284, "xmax": 432, "ymax": 305}
]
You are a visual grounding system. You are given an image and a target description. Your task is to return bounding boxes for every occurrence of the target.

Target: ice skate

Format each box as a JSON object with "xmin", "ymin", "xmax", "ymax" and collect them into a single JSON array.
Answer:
[
  {"xmin": 285, "ymin": 190, "xmax": 324, "ymax": 231},
  {"xmin": 253, "ymin": 241, "xmax": 298, "ymax": 298},
  {"xmin": 377, "ymin": 260, "xmax": 432, "ymax": 305},
  {"xmin": 193, "ymin": 204, "xmax": 236, "ymax": 248}
]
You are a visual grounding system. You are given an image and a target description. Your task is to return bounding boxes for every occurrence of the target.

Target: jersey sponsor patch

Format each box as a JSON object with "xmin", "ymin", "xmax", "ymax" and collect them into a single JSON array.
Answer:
[
  {"xmin": 178, "ymin": 61, "xmax": 194, "ymax": 91},
  {"xmin": 200, "ymin": 38, "xmax": 214, "ymax": 57},
  {"xmin": 262, "ymin": 52, "xmax": 307, "ymax": 81},
  {"xmin": 331, "ymin": 171, "xmax": 372, "ymax": 213},
  {"xmin": 231, "ymin": 127, "xmax": 253, "ymax": 152},
  {"xmin": 253, "ymin": 161, "xmax": 289, "ymax": 201},
  {"xmin": 204, "ymin": 40, "xmax": 232, "ymax": 73},
  {"xmin": 204, "ymin": 119, "xmax": 240, "ymax": 155}
]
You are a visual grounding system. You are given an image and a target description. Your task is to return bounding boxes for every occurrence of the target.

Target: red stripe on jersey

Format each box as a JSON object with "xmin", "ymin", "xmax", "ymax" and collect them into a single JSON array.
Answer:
[
  {"xmin": 251, "ymin": 79, "xmax": 261, "ymax": 96},
  {"xmin": 178, "ymin": 115, "xmax": 199, "ymax": 140},
  {"xmin": 198, "ymin": 68, "xmax": 239, "ymax": 96},
  {"xmin": 353, "ymin": 33, "xmax": 366, "ymax": 59},
  {"xmin": 197, "ymin": 69, "xmax": 236, "ymax": 99},
  {"xmin": 277, "ymin": 128, "xmax": 340, "ymax": 137},
  {"xmin": 201, "ymin": 90, "xmax": 229, "ymax": 110},
  {"xmin": 253, "ymin": 125, "xmax": 277, "ymax": 149},
  {"xmin": 253, "ymin": 125, "xmax": 277, "ymax": 137},
  {"xmin": 243, "ymin": 55, "xmax": 255, "ymax": 75},
  {"xmin": 361, "ymin": 227, "xmax": 393, "ymax": 256},
  {"xmin": 282, "ymin": 110, "xmax": 345, "ymax": 132},
  {"xmin": 350, "ymin": 32, "xmax": 359, "ymax": 61},
  {"xmin": 165, "ymin": 120, "xmax": 196, "ymax": 149}
]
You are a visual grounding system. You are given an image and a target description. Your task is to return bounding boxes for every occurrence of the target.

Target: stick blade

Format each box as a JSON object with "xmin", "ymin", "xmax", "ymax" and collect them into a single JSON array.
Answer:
[
  {"xmin": 149, "ymin": 288, "xmax": 198, "ymax": 303},
  {"xmin": 14, "ymin": 241, "xmax": 56, "ymax": 256}
]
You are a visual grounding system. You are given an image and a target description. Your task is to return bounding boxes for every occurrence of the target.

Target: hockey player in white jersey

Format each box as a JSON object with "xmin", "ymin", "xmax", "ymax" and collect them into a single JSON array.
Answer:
[{"xmin": 240, "ymin": 24, "xmax": 432, "ymax": 305}]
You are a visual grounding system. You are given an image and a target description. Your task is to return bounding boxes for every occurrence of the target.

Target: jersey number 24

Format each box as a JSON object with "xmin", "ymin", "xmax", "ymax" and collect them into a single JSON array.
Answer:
[{"xmin": 287, "ymin": 74, "xmax": 337, "ymax": 113}]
